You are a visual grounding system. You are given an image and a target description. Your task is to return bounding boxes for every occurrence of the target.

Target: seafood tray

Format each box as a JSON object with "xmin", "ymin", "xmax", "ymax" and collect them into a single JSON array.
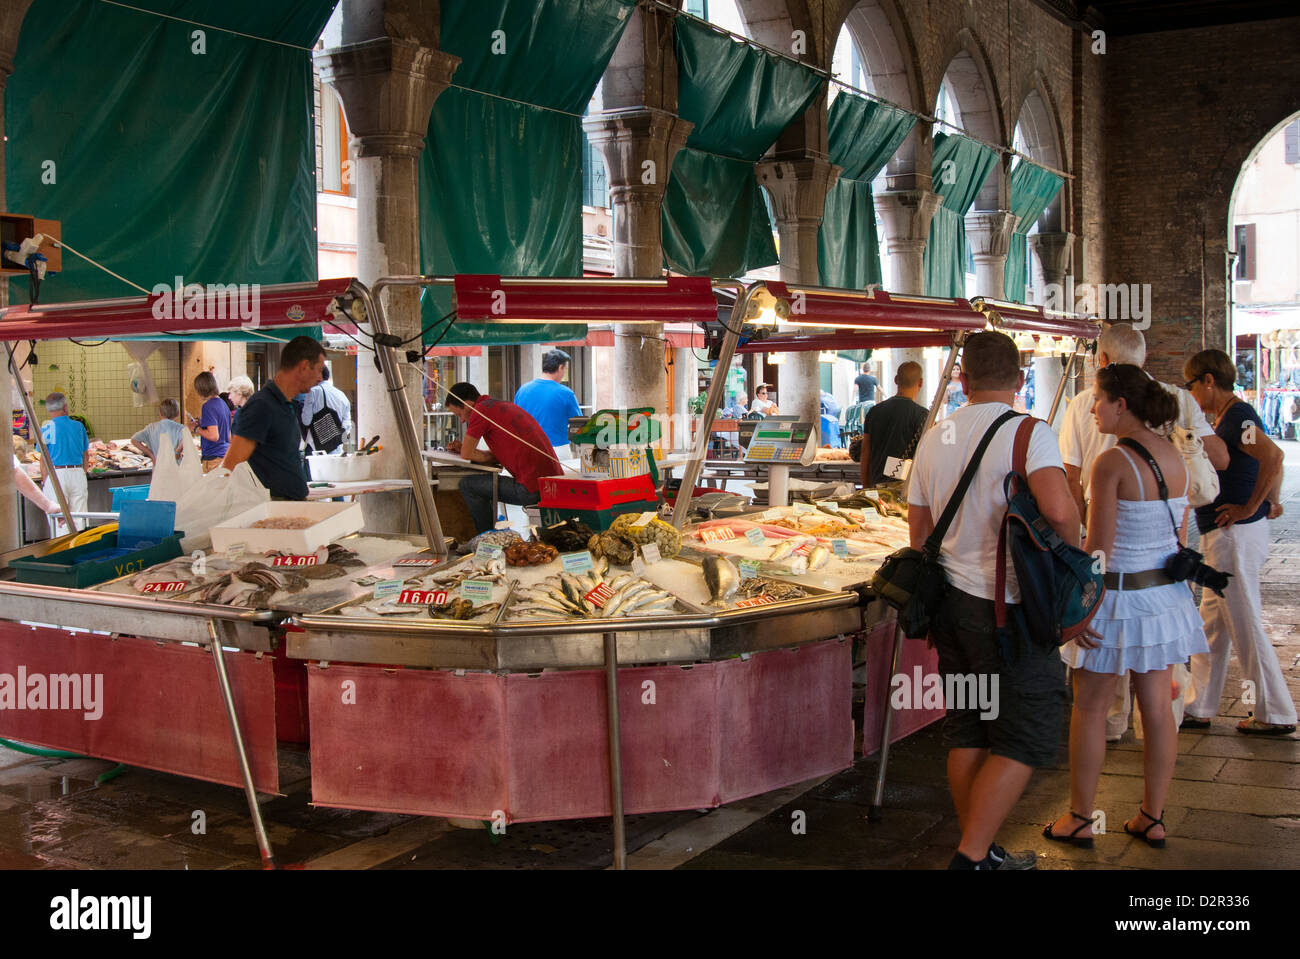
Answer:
[{"xmin": 210, "ymin": 501, "xmax": 363, "ymax": 554}]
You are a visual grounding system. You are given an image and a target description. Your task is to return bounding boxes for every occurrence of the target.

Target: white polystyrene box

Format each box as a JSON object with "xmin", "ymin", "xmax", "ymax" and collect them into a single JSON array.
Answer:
[
  {"xmin": 209, "ymin": 500, "xmax": 364, "ymax": 554},
  {"xmin": 307, "ymin": 454, "xmax": 373, "ymax": 482}
]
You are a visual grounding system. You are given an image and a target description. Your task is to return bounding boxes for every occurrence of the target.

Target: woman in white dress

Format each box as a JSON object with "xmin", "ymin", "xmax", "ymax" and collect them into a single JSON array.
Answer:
[{"xmin": 1044, "ymin": 364, "xmax": 1209, "ymax": 849}]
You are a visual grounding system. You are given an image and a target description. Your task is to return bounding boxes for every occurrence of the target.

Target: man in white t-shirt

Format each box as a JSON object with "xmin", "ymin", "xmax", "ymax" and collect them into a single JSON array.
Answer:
[
  {"xmin": 909, "ymin": 331, "xmax": 1081, "ymax": 870},
  {"xmin": 1058, "ymin": 323, "xmax": 1229, "ymax": 741}
]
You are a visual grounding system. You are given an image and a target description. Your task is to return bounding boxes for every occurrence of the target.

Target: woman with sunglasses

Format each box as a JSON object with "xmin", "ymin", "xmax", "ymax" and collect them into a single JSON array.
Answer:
[{"xmin": 1181, "ymin": 350, "xmax": 1295, "ymax": 736}]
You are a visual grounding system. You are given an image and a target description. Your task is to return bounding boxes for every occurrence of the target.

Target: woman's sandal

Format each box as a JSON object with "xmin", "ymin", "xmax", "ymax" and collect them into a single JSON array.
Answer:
[
  {"xmin": 1042, "ymin": 810, "xmax": 1095, "ymax": 849},
  {"xmin": 1124, "ymin": 808, "xmax": 1166, "ymax": 849},
  {"xmin": 1237, "ymin": 717, "xmax": 1296, "ymax": 736}
]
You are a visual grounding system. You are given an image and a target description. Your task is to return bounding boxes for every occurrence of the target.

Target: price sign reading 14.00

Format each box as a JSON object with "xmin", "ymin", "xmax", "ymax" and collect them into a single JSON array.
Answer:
[{"xmin": 272, "ymin": 555, "xmax": 319, "ymax": 567}]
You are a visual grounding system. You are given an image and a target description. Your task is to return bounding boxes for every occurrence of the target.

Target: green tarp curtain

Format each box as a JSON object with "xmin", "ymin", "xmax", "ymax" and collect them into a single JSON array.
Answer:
[
  {"xmin": 5, "ymin": 1, "xmax": 334, "ymax": 317},
  {"xmin": 923, "ymin": 133, "xmax": 999, "ymax": 298},
  {"xmin": 419, "ymin": 0, "xmax": 634, "ymax": 345},
  {"xmin": 817, "ymin": 94, "xmax": 915, "ymax": 289},
  {"xmin": 1003, "ymin": 159, "xmax": 1063, "ymax": 304},
  {"xmin": 662, "ymin": 18, "xmax": 824, "ymax": 277}
]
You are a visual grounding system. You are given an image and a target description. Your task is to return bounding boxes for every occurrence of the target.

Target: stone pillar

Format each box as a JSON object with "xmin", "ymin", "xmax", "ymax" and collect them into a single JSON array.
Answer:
[
  {"xmin": 672, "ymin": 347, "xmax": 695, "ymax": 451},
  {"xmin": 582, "ymin": 108, "xmax": 692, "ymax": 414},
  {"xmin": 873, "ymin": 188, "xmax": 942, "ymax": 374},
  {"xmin": 756, "ymin": 158, "xmax": 840, "ymax": 439},
  {"xmin": 964, "ymin": 210, "xmax": 1017, "ymax": 300},
  {"xmin": 0, "ymin": 1, "xmax": 35, "ymax": 550},
  {"xmin": 316, "ymin": 37, "xmax": 459, "ymax": 530},
  {"xmin": 1028, "ymin": 231, "xmax": 1074, "ymax": 309}
]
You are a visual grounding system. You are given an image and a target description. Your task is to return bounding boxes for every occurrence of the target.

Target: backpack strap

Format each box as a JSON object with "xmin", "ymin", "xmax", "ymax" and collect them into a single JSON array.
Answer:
[{"xmin": 922, "ymin": 409, "xmax": 1022, "ymax": 560}]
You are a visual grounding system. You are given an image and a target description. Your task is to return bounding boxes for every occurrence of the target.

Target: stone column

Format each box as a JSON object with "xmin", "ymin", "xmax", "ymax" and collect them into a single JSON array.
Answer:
[
  {"xmin": 671, "ymin": 347, "xmax": 696, "ymax": 451},
  {"xmin": 582, "ymin": 108, "xmax": 692, "ymax": 415},
  {"xmin": 756, "ymin": 158, "xmax": 840, "ymax": 439},
  {"xmin": 964, "ymin": 210, "xmax": 1017, "ymax": 300},
  {"xmin": 873, "ymin": 188, "xmax": 942, "ymax": 373},
  {"xmin": 0, "ymin": 1, "xmax": 35, "ymax": 550},
  {"xmin": 1028, "ymin": 231, "xmax": 1075, "ymax": 310},
  {"xmin": 315, "ymin": 38, "xmax": 459, "ymax": 530}
]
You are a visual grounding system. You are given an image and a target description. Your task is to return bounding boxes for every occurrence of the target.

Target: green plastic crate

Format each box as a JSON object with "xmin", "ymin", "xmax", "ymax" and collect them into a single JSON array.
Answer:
[
  {"xmin": 10, "ymin": 531, "xmax": 185, "ymax": 589},
  {"xmin": 538, "ymin": 498, "xmax": 660, "ymax": 532}
]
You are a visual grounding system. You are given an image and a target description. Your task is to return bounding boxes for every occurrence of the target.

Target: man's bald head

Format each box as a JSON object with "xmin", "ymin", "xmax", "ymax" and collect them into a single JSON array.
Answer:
[{"xmin": 895, "ymin": 362, "xmax": 922, "ymax": 390}]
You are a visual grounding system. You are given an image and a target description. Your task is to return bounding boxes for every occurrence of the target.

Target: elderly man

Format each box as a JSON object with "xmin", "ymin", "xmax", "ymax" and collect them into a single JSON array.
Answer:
[
  {"xmin": 38, "ymin": 392, "xmax": 90, "ymax": 535},
  {"xmin": 1058, "ymin": 322, "xmax": 1229, "ymax": 742},
  {"xmin": 130, "ymin": 398, "xmax": 187, "ymax": 465}
]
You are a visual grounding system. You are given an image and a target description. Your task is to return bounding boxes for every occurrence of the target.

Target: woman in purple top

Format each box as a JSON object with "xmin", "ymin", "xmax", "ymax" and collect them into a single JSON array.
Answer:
[{"xmin": 192, "ymin": 371, "xmax": 231, "ymax": 472}]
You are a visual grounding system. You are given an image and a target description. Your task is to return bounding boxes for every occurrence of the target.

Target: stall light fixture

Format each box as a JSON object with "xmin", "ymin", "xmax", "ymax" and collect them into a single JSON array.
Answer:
[
  {"xmin": 818, "ymin": 351, "xmax": 838, "ymax": 364},
  {"xmin": 760, "ymin": 283, "xmax": 986, "ymax": 333},
  {"xmin": 768, "ymin": 352, "xmax": 784, "ymax": 365}
]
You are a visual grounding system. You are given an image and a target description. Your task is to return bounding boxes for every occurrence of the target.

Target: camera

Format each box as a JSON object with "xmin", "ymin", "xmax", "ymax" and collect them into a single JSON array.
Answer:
[{"xmin": 1165, "ymin": 545, "xmax": 1232, "ymax": 597}]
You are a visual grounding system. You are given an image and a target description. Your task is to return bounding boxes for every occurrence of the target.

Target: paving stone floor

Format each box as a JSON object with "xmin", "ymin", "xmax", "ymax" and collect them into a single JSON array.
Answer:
[{"xmin": 1, "ymin": 442, "xmax": 1296, "ymax": 870}]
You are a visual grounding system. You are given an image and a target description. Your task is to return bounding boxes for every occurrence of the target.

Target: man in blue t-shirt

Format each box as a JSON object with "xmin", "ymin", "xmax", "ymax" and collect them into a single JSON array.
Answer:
[
  {"xmin": 38, "ymin": 392, "xmax": 90, "ymax": 535},
  {"xmin": 514, "ymin": 349, "xmax": 582, "ymax": 458}
]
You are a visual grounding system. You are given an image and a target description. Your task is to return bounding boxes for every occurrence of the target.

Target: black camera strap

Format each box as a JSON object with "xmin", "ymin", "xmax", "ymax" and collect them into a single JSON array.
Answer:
[
  {"xmin": 1118, "ymin": 438, "xmax": 1181, "ymax": 540},
  {"xmin": 923, "ymin": 410, "xmax": 1022, "ymax": 560}
]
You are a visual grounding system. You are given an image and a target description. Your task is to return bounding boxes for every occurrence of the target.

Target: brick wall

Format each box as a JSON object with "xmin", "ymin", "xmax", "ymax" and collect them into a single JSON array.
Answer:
[{"xmin": 1105, "ymin": 17, "xmax": 1300, "ymax": 383}]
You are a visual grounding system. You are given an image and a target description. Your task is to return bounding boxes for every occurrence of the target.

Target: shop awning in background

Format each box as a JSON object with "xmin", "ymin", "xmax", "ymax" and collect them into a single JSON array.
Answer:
[
  {"xmin": 818, "ymin": 94, "xmax": 916, "ymax": 289},
  {"xmin": 662, "ymin": 19, "xmax": 824, "ymax": 278},
  {"xmin": 1004, "ymin": 160, "xmax": 1064, "ymax": 303},
  {"xmin": 5, "ymin": 0, "xmax": 335, "ymax": 305},
  {"xmin": 923, "ymin": 133, "xmax": 999, "ymax": 298},
  {"xmin": 419, "ymin": 0, "xmax": 635, "ymax": 344}
]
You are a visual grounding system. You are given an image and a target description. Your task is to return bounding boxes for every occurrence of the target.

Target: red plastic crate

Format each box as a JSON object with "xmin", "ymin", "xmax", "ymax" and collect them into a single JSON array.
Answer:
[{"xmin": 538, "ymin": 473, "xmax": 657, "ymax": 510}]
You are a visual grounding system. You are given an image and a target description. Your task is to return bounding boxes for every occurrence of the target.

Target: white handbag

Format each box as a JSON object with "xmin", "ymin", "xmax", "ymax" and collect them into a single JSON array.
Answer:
[{"xmin": 1170, "ymin": 426, "xmax": 1220, "ymax": 508}]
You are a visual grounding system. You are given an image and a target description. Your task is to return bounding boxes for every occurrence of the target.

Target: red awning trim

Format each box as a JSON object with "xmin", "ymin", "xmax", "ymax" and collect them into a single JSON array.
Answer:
[
  {"xmin": 0, "ymin": 278, "xmax": 354, "ymax": 342},
  {"xmin": 452, "ymin": 274, "xmax": 718, "ymax": 325},
  {"xmin": 736, "ymin": 331, "xmax": 955, "ymax": 354}
]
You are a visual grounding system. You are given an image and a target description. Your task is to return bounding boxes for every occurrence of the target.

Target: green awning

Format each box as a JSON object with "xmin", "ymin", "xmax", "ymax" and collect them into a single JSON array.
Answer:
[
  {"xmin": 662, "ymin": 18, "xmax": 824, "ymax": 278},
  {"xmin": 419, "ymin": 0, "xmax": 634, "ymax": 344},
  {"xmin": 923, "ymin": 133, "xmax": 999, "ymax": 298},
  {"xmin": 6, "ymin": 1, "xmax": 334, "ymax": 308},
  {"xmin": 1003, "ymin": 160, "xmax": 1064, "ymax": 303},
  {"xmin": 817, "ymin": 94, "xmax": 915, "ymax": 289}
]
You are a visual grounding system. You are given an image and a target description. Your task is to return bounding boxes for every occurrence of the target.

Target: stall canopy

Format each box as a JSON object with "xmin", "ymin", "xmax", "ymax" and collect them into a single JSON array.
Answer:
[
  {"xmin": 1003, "ymin": 160, "xmax": 1064, "ymax": 304},
  {"xmin": 5, "ymin": 0, "xmax": 335, "ymax": 307},
  {"xmin": 661, "ymin": 18, "xmax": 824, "ymax": 278},
  {"xmin": 418, "ymin": 0, "xmax": 634, "ymax": 346},
  {"xmin": 817, "ymin": 95, "xmax": 916, "ymax": 289},
  {"xmin": 922, "ymin": 133, "xmax": 999, "ymax": 298}
]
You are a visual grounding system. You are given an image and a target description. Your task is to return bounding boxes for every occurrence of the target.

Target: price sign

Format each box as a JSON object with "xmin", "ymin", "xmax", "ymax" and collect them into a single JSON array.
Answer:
[
  {"xmin": 398, "ymin": 589, "xmax": 448, "ymax": 606},
  {"xmin": 561, "ymin": 550, "xmax": 595, "ymax": 574},
  {"xmin": 735, "ymin": 595, "xmax": 777, "ymax": 609},
  {"xmin": 140, "ymin": 581, "xmax": 188, "ymax": 594},
  {"xmin": 225, "ymin": 542, "xmax": 247, "ymax": 559},
  {"xmin": 271, "ymin": 554, "xmax": 318, "ymax": 567},
  {"xmin": 629, "ymin": 511, "xmax": 658, "ymax": 531},
  {"xmin": 832, "ymin": 538, "xmax": 850, "ymax": 558},
  {"xmin": 631, "ymin": 556, "xmax": 647, "ymax": 578},
  {"xmin": 584, "ymin": 582, "xmax": 616, "ymax": 609},
  {"xmin": 393, "ymin": 556, "xmax": 439, "ymax": 568},
  {"xmin": 744, "ymin": 528, "xmax": 767, "ymax": 546},
  {"xmin": 816, "ymin": 501, "xmax": 840, "ymax": 512},
  {"xmin": 373, "ymin": 579, "xmax": 403, "ymax": 600},
  {"xmin": 700, "ymin": 526, "xmax": 736, "ymax": 543},
  {"xmin": 738, "ymin": 559, "xmax": 760, "ymax": 580},
  {"xmin": 640, "ymin": 543, "xmax": 662, "ymax": 565},
  {"xmin": 460, "ymin": 579, "xmax": 494, "ymax": 604},
  {"xmin": 475, "ymin": 542, "xmax": 505, "ymax": 565},
  {"xmin": 792, "ymin": 502, "xmax": 815, "ymax": 514}
]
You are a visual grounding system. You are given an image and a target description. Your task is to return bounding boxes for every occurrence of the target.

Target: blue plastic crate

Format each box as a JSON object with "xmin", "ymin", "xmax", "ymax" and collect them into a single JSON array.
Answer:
[{"xmin": 110, "ymin": 484, "xmax": 150, "ymax": 510}]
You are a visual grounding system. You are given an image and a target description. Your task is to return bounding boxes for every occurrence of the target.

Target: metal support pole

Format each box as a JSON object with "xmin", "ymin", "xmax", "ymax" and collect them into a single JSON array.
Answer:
[
  {"xmin": 1046, "ymin": 348, "xmax": 1082, "ymax": 428},
  {"xmin": 6, "ymin": 342, "xmax": 75, "ymax": 533},
  {"xmin": 603, "ymin": 631, "xmax": 627, "ymax": 870},
  {"xmin": 672, "ymin": 282, "xmax": 758, "ymax": 529},
  {"xmin": 351, "ymin": 282, "xmax": 447, "ymax": 556},
  {"xmin": 869, "ymin": 622, "xmax": 906, "ymax": 822},
  {"xmin": 206, "ymin": 619, "xmax": 277, "ymax": 868}
]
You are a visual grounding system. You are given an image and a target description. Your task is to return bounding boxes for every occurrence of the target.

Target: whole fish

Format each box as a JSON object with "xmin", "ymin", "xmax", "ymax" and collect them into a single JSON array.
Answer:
[
  {"xmin": 702, "ymin": 556, "xmax": 740, "ymax": 606},
  {"xmin": 768, "ymin": 540, "xmax": 795, "ymax": 562},
  {"xmin": 807, "ymin": 546, "xmax": 830, "ymax": 571}
]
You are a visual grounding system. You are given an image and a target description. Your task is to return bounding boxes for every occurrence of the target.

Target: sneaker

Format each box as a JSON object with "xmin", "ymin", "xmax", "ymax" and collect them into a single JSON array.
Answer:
[{"xmin": 988, "ymin": 843, "xmax": 1038, "ymax": 870}]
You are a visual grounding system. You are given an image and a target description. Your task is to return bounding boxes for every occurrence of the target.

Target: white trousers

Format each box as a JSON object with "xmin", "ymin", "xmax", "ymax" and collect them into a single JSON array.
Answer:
[
  {"xmin": 1187, "ymin": 521, "xmax": 1297, "ymax": 726},
  {"xmin": 43, "ymin": 468, "xmax": 89, "ymax": 536}
]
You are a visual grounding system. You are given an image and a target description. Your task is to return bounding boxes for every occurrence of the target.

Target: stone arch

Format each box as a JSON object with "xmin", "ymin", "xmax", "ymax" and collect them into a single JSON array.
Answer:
[
  {"xmin": 835, "ymin": 0, "xmax": 924, "ymax": 180},
  {"xmin": 1009, "ymin": 72, "xmax": 1068, "ymax": 231},
  {"xmin": 732, "ymin": 0, "xmax": 818, "ymax": 63},
  {"xmin": 935, "ymin": 28, "xmax": 1005, "ymax": 209}
]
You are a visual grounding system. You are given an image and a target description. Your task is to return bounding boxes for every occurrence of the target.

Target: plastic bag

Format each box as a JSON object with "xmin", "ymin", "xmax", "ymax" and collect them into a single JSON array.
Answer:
[{"xmin": 150, "ymin": 439, "xmax": 268, "ymax": 551}]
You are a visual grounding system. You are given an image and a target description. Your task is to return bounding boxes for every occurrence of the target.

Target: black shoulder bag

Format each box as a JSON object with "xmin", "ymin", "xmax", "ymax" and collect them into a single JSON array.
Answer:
[{"xmin": 871, "ymin": 410, "xmax": 1022, "ymax": 638}]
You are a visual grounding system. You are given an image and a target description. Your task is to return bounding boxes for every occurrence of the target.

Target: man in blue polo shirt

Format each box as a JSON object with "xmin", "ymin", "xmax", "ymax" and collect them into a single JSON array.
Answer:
[
  {"xmin": 514, "ymin": 349, "xmax": 582, "ymax": 458},
  {"xmin": 38, "ymin": 392, "xmax": 90, "ymax": 535},
  {"xmin": 222, "ymin": 336, "xmax": 325, "ymax": 499}
]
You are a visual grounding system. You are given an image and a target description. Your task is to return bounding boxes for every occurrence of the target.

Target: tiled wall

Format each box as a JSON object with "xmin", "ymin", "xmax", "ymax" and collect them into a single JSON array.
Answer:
[{"xmin": 30, "ymin": 342, "xmax": 182, "ymax": 442}]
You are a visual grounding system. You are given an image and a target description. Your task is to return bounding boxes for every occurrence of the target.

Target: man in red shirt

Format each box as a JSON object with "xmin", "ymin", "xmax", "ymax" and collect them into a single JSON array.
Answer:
[{"xmin": 446, "ymin": 382, "xmax": 563, "ymax": 532}]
